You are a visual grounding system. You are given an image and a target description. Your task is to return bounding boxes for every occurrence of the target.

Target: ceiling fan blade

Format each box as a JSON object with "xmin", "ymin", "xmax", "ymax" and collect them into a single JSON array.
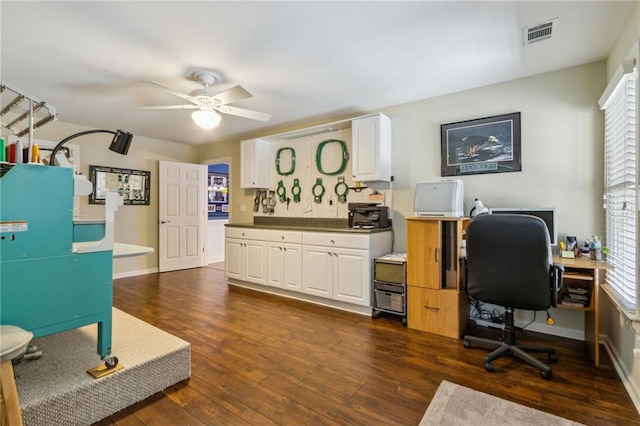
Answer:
[
  {"xmin": 212, "ymin": 85, "xmax": 252, "ymax": 105},
  {"xmin": 139, "ymin": 105, "xmax": 198, "ymax": 110},
  {"xmin": 217, "ymin": 105, "xmax": 271, "ymax": 122},
  {"xmin": 149, "ymin": 81, "xmax": 192, "ymax": 101}
]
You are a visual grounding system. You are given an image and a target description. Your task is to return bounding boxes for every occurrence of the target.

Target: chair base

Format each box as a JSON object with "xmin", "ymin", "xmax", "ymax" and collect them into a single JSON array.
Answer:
[{"xmin": 463, "ymin": 334, "xmax": 557, "ymax": 380}]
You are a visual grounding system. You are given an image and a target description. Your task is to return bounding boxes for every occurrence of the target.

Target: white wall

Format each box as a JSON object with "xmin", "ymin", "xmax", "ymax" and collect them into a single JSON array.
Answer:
[
  {"xmin": 207, "ymin": 219, "xmax": 228, "ymax": 263},
  {"xmin": 384, "ymin": 62, "xmax": 606, "ymax": 254}
]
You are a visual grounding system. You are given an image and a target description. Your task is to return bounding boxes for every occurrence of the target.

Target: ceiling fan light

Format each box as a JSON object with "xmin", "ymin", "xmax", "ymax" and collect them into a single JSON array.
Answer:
[{"xmin": 191, "ymin": 110, "xmax": 221, "ymax": 129}]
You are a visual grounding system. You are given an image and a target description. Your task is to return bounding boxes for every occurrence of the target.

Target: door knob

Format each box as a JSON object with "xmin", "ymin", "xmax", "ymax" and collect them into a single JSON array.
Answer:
[{"xmin": 161, "ymin": 220, "xmax": 171, "ymax": 224}]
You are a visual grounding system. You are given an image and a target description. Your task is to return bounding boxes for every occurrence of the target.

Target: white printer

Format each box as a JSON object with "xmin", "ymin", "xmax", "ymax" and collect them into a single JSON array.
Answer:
[{"xmin": 414, "ymin": 180, "xmax": 464, "ymax": 217}]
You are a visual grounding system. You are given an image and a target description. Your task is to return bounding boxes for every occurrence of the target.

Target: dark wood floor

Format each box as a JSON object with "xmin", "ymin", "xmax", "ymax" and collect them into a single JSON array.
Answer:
[{"xmin": 96, "ymin": 265, "xmax": 640, "ymax": 425}]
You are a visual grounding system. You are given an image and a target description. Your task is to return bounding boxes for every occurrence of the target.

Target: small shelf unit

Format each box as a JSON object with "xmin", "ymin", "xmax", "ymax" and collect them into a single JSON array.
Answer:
[{"xmin": 372, "ymin": 254, "xmax": 407, "ymax": 325}]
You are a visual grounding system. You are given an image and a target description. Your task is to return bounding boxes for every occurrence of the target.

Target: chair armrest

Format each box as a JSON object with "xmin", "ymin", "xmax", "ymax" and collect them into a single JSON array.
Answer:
[{"xmin": 550, "ymin": 262, "xmax": 565, "ymax": 307}]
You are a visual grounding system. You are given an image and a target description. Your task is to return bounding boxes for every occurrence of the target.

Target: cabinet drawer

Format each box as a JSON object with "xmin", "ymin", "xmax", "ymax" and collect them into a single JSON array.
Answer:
[
  {"xmin": 407, "ymin": 287, "xmax": 467, "ymax": 339},
  {"xmin": 374, "ymin": 290, "xmax": 405, "ymax": 314},
  {"xmin": 302, "ymin": 232, "xmax": 369, "ymax": 249},
  {"xmin": 225, "ymin": 227, "xmax": 266, "ymax": 240},
  {"xmin": 265, "ymin": 229, "xmax": 302, "ymax": 244}
]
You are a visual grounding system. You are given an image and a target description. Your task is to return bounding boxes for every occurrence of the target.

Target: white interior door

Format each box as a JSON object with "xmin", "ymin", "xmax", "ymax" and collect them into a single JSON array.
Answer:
[{"xmin": 159, "ymin": 161, "xmax": 207, "ymax": 272}]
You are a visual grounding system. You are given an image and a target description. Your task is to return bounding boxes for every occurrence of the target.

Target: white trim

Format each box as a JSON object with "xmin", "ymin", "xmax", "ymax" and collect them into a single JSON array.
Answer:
[
  {"xmin": 113, "ymin": 267, "xmax": 158, "ymax": 280},
  {"xmin": 602, "ymin": 335, "xmax": 640, "ymax": 415},
  {"xmin": 227, "ymin": 278, "xmax": 372, "ymax": 316},
  {"xmin": 599, "ymin": 58, "xmax": 636, "ymax": 109}
]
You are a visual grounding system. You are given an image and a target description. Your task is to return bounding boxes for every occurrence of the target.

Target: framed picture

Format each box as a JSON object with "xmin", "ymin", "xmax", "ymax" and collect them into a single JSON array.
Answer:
[
  {"xmin": 440, "ymin": 112, "xmax": 521, "ymax": 176},
  {"xmin": 88, "ymin": 165, "xmax": 151, "ymax": 205}
]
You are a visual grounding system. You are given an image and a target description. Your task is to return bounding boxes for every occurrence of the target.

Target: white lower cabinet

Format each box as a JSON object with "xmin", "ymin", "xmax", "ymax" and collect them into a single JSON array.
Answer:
[
  {"xmin": 225, "ymin": 226, "xmax": 392, "ymax": 309},
  {"xmin": 225, "ymin": 228, "xmax": 267, "ymax": 285},
  {"xmin": 333, "ymin": 247, "xmax": 369, "ymax": 305},
  {"xmin": 302, "ymin": 245, "xmax": 368, "ymax": 305},
  {"xmin": 266, "ymin": 230, "xmax": 302, "ymax": 291},
  {"xmin": 301, "ymin": 245, "xmax": 333, "ymax": 298}
]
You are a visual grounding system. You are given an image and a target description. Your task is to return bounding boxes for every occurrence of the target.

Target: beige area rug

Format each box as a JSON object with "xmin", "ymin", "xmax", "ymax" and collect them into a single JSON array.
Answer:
[
  {"xmin": 420, "ymin": 380, "xmax": 584, "ymax": 426},
  {"xmin": 13, "ymin": 308, "xmax": 191, "ymax": 426}
]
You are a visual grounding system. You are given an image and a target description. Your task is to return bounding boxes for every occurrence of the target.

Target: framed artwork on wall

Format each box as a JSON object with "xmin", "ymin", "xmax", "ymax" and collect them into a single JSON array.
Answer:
[
  {"xmin": 440, "ymin": 112, "xmax": 521, "ymax": 176},
  {"xmin": 88, "ymin": 165, "xmax": 150, "ymax": 205}
]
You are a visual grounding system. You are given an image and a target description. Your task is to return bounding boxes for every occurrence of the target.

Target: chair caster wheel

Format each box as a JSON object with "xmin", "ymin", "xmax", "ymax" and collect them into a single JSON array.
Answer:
[
  {"xmin": 463, "ymin": 340, "xmax": 471, "ymax": 349},
  {"xmin": 549, "ymin": 353, "xmax": 558, "ymax": 363},
  {"xmin": 104, "ymin": 356, "xmax": 119, "ymax": 369},
  {"xmin": 484, "ymin": 362, "xmax": 494, "ymax": 372},
  {"xmin": 540, "ymin": 369, "xmax": 552, "ymax": 380}
]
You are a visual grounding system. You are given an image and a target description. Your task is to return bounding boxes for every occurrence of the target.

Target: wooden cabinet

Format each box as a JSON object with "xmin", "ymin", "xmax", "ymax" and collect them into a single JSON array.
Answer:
[
  {"xmin": 406, "ymin": 217, "xmax": 468, "ymax": 338},
  {"xmin": 407, "ymin": 287, "xmax": 468, "ymax": 338},
  {"xmin": 553, "ymin": 256, "xmax": 608, "ymax": 366},
  {"xmin": 224, "ymin": 228, "xmax": 267, "ymax": 285},
  {"xmin": 266, "ymin": 230, "xmax": 302, "ymax": 291},
  {"xmin": 240, "ymin": 138, "xmax": 270, "ymax": 188},
  {"xmin": 351, "ymin": 113, "xmax": 391, "ymax": 182}
]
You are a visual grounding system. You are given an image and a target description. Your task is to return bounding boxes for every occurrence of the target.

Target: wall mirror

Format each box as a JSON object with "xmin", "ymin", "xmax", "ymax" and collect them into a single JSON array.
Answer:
[{"xmin": 89, "ymin": 165, "xmax": 151, "ymax": 205}]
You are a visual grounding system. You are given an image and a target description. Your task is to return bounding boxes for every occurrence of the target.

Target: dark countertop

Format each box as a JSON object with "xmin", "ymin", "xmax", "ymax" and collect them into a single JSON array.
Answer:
[{"xmin": 226, "ymin": 217, "xmax": 392, "ymax": 234}]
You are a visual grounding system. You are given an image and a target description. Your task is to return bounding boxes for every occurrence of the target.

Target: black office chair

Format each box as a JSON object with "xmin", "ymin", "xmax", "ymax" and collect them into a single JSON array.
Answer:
[{"xmin": 462, "ymin": 214, "xmax": 564, "ymax": 380}]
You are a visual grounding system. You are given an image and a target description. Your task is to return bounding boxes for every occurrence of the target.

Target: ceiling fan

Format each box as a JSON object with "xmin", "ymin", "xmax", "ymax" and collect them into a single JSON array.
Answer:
[{"xmin": 140, "ymin": 70, "xmax": 271, "ymax": 129}]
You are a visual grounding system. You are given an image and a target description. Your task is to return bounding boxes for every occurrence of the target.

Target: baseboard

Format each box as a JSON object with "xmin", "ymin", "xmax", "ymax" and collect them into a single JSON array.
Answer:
[
  {"xmin": 473, "ymin": 319, "xmax": 584, "ymax": 341},
  {"xmin": 602, "ymin": 335, "xmax": 640, "ymax": 415},
  {"xmin": 113, "ymin": 267, "xmax": 158, "ymax": 280},
  {"xmin": 227, "ymin": 279, "xmax": 372, "ymax": 316},
  {"xmin": 514, "ymin": 319, "xmax": 584, "ymax": 341}
]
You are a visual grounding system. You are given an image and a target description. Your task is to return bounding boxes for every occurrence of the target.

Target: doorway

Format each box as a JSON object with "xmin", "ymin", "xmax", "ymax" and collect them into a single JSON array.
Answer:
[{"xmin": 202, "ymin": 157, "xmax": 231, "ymax": 265}]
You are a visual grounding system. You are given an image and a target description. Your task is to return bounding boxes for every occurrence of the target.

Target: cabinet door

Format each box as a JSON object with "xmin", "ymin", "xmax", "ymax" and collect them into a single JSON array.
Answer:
[
  {"xmin": 407, "ymin": 287, "xmax": 462, "ymax": 338},
  {"xmin": 302, "ymin": 245, "xmax": 333, "ymax": 298},
  {"xmin": 267, "ymin": 242, "xmax": 285, "ymax": 288},
  {"xmin": 225, "ymin": 238, "xmax": 243, "ymax": 280},
  {"xmin": 333, "ymin": 247, "xmax": 369, "ymax": 306},
  {"xmin": 407, "ymin": 220, "xmax": 441, "ymax": 289},
  {"xmin": 283, "ymin": 243, "xmax": 303, "ymax": 292},
  {"xmin": 244, "ymin": 239, "xmax": 267, "ymax": 285},
  {"xmin": 240, "ymin": 139, "xmax": 270, "ymax": 188},
  {"xmin": 351, "ymin": 114, "xmax": 391, "ymax": 182}
]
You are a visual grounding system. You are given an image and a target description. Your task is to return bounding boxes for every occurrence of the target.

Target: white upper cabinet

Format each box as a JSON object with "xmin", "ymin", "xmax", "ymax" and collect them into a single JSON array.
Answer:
[
  {"xmin": 240, "ymin": 138, "xmax": 271, "ymax": 188},
  {"xmin": 351, "ymin": 113, "xmax": 391, "ymax": 182}
]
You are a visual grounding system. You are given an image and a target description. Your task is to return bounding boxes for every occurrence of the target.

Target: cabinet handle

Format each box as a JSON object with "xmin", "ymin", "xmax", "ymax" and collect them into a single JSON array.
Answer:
[
  {"xmin": 283, "ymin": 247, "xmax": 287, "ymax": 252},
  {"xmin": 279, "ymin": 247, "xmax": 282, "ymax": 251},
  {"xmin": 331, "ymin": 239, "xmax": 335, "ymax": 244},
  {"xmin": 434, "ymin": 248, "xmax": 438, "ymax": 263},
  {"xmin": 423, "ymin": 305, "xmax": 440, "ymax": 313}
]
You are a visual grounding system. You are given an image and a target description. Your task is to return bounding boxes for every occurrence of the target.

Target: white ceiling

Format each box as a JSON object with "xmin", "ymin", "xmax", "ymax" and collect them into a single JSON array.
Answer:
[{"xmin": 1, "ymin": 1, "xmax": 634, "ymax": 145}]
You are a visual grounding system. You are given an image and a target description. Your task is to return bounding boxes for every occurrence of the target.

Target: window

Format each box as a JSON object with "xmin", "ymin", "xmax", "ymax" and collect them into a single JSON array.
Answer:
[{"xmin": 600, "ymin": 59, "xmax": 637, "ymax": 313}]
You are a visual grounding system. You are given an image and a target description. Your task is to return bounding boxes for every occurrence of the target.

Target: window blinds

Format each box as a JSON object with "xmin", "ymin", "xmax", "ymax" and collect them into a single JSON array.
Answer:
[{"xmin": 602, "ymin": 65, "xmax": 637, "ymax": 310}]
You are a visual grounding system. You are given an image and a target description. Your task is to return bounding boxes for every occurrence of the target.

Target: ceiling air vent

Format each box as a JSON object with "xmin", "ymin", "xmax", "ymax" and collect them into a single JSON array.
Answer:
[{"xmin": 523, "ymin": 18, "xmax": 558, "ymax": 46}]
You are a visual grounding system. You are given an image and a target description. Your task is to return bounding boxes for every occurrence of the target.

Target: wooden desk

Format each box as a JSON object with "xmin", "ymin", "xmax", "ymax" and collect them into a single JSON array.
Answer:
[{"xmin": 554, "ymin": 256, "xmax": 611, "ymax": 366}]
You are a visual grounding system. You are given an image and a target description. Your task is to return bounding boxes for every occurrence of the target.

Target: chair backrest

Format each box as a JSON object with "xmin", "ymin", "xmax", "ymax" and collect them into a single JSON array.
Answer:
[{"xmin": 466, "ymin": 213, "xmax": 553, "ymax": 310}]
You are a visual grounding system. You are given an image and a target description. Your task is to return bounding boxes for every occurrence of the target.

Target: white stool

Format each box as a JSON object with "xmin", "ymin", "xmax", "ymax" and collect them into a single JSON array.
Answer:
[{"xmin": 1, "ymin": 325, "xmax": 33, "ymax": 426}]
